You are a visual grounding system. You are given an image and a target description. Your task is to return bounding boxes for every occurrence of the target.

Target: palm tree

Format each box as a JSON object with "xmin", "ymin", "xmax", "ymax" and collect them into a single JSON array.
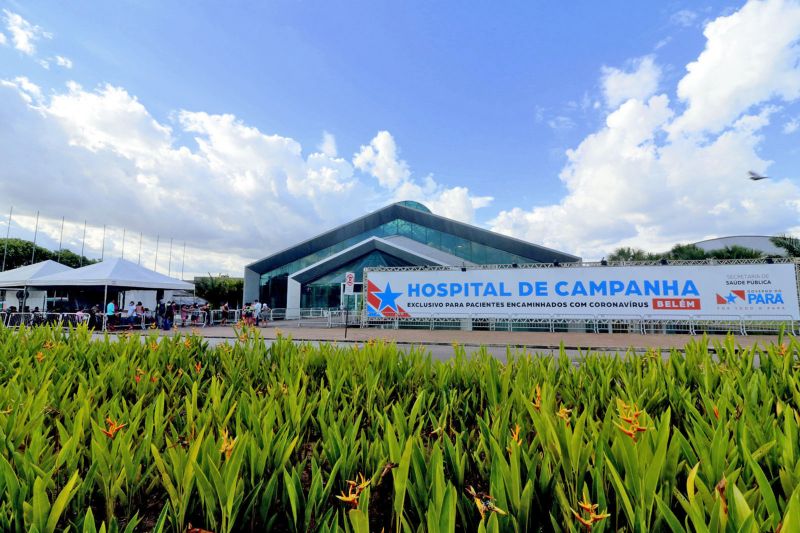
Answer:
[
  {"xmin": 770, "ymin": 235, "xmax": 800, "ymax": 257},
  {"xmin": 706, "ymin": 245, "xmax": 763, "ymax": 260}
]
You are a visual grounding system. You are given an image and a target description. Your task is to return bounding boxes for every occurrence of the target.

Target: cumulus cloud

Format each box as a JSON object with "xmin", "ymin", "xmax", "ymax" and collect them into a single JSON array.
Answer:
[
  {"xmin": 784, "ymin": 116, "xmax": 799, "ymax": 133},
  {"xmin": 0, "ymin": 31, "xmax": 7, "ymax": 45},
  {"xmin": 353, "ymin": 131, "xmax": 492, "ymax": 223},
  {"xmin": 0, "ymin": 80, "xmax": 491, "ymax": 276},
  {"xmin": 3, "ymin": 9, "xmax": 51, "ymax": 55},
  {"xmin": 491, "ymin": 0, "xmax": 800, "ymax": 260},
  {"xmin": 670, "ymin": 0, "xmax": 800, "ymax": 134},
  {"xmin": 601, "ymin": 55, "xmax": 661, "ymax": 108}
]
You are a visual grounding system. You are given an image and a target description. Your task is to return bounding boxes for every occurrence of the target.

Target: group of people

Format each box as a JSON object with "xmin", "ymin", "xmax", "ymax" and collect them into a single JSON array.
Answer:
[
  {"xmin": 100, "ymin": 300, "xmax": 210, "ymax": 330},
  {"xmin": 242, "ymin": 299, "xmax": 270, "ymax": 326}
]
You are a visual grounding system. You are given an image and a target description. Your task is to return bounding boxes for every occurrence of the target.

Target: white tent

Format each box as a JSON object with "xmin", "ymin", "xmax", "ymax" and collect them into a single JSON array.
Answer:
[
  {"xmin": 33, "ymin": 258, "xmax": 193, "ymax": 290},
  {"xmin": 0, "ymin": 260, "xmax": 73, "ymax": 288}
]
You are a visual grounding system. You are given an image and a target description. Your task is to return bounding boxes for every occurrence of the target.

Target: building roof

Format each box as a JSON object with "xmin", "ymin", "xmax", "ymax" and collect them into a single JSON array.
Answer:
[
  {"xmin": 246, "ymin": 202, "xmax": 579, "ymax": 274},
  {"xmin": 0, "ymin": 260, "xmax": 73, "ymax": 288}
]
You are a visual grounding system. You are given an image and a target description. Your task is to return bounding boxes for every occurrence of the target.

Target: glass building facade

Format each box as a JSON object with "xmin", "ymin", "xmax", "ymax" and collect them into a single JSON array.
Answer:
[{"xmin": 244, "ymin": 202, "xmax": 580, "ymax": 310}]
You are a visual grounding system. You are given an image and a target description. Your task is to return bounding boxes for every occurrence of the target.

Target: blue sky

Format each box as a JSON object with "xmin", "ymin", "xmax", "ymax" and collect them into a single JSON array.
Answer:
[{"xmin": 1, "ymin": 0, "xmax": 800, "ymax": 275}]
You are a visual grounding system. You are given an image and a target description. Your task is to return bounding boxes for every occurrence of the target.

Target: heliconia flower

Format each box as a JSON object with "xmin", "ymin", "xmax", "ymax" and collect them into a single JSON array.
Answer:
[
  {"xmin": 102, "ymin": 417, "xmax": 127, "ymax": 439},
  {"xmin": 614, "ymin": 421, "xmax": 637, "ymax": 440},
  {"xmin": 713, "ymin": 405, "xmax": 719, "ymax": 420},
  {"xmin": 532, "ymin": 385, "xmax": 542, "ymax": 411},
  {"xmin": 149, "ymin": 342, "xmax": 158, "ymax": 351},
  {"xmin": 347, "ymin": 472, "xmax": 370, "ymax": 493},
  {"xmin": 571, "ymin": 508, "xmax": 594, "ymax": 528},
  {"xmin": 590, "ymin": 511, "xmax": 610, "ymax": 523},
  {"xmin": 150, "ymin": 375, "xmax": 158, "ymax": 383},
  {"xmin": 577, "ymin": 498, "xmax": 598, "ymax": 513},
  {"xmin": 336, "ymin": 488, "xmax": 359, "ymax": 508},
  {"xmin": 195, "ymin": 361, "xmax": 202, "ymax": 373},
  {"xmin": 35, "ymin": 351, "xmax": 45, "ymax": 362},
  {"xmin": 184, "ymin": 339, "xmax": 192, "ymax": 349},
  {"xmin": 778, "ymin": 344, "xmax": 788, "ymax": 357},
  {"xmin": 219, "ymin": 429, "xmax": 236, "ymax": 459},
  {"xmin": 43, "ymin": 340, "xmax": 55, "ymax": 350},
  {"xmin": 135, "ymin": 375, "xmax": 141, "ymax": 383},
  {"xmin": 557, "ymin": 406, "xmax": 572, "ymax": 425}
]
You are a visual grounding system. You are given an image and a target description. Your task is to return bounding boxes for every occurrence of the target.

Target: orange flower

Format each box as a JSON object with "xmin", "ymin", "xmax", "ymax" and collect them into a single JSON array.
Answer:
[
  {"xmin": 184, "ymin": 339, "xmax": 191, "ymax": 349},
  {"xmin": 102, "ymin": 417, "xmax": 127, "ymax": 439},
  {"xmin": 614, "ymin": 421, "xmax": 637, "ymax": 440},
  {"xmin": 150, "ymin": 375, "xmax": 158, "ymax": 383},
  {"xmin": 532, "ymin": 385, "xmax": 542, "ymax": 411},
  {"xmin": 149, "ymin": 342, "xmax": 159, "ymax": 351},
  {"xmin": 577, "ymin": 497, "xmax": 598, "ymax": 513},
  {"xmin": 713, "ymin": 405, "xmax": 719, "ymax": 420},
  {"xmin": 135, "ymin": 375, "xmax": 141, "ymax": 383},
  {"xmin": 35, "ymin": 351, "xmax": 45, "ymax": 363},
  {"xmin": 43, "ymin": 340, "xmax": 55, "ymax": 350},
  {"xmin": 195, "ymin": 361, "xmax": 202, "ymax": 373},
  {"xmin": 572, "ymin": 498, "xmax": 609, "ymax": 529},
  {"xmin": 337, "ymin": 473, "xmax": 370, "ymax": 508}
]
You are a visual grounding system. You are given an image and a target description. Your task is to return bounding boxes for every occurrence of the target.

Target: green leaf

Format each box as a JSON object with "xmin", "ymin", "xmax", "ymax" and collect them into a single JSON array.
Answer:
[{"xmin": 46, "ymin": 471, "xmax": 81, "ymax": 533}]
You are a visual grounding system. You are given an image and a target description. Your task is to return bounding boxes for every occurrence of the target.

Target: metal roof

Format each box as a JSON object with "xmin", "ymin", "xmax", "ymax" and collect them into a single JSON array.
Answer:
[{"xmin": 246, "ymin": 202, "xmax": 580, "ymax": 275}]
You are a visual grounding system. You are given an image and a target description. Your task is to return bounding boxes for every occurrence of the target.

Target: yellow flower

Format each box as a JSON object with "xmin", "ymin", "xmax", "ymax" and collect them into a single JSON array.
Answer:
[
  {"xmin": 337, "ymin": 473, "xmax": 370, "ymax": 508},
  {"xmin": 556, "ymin": 405, "xmax": 572, "ymax": 425},
  {"xmin": 219, "ymin": 428, "xmax": 236, "ymax": 459},
  {"xmin": 149, "ymin": 342, "xmax": 159, "ymax": 351},
  {"xmin": 336, "ymin": 488, "xmax": 359, "ymax": 508},
  {"xmin": 35, "ymin": 351, "xmax": 45, "ymax": 363},
  {"xmin": 572, "ymin": 498, "xmax": 610, "ymax": 529},
  {"xmin": 184, "ymin": 339, "xmax": 192, "ymax": 349}
]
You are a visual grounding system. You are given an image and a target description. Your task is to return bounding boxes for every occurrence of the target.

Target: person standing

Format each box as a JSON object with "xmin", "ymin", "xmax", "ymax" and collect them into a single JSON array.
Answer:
[
  {"xmin": 163, "ymin": 301, "xmax": 174, "ymax": 331},
  {"xmin": 106, "ymin": 300, "xmax": 116, "ymax": 329},
  {"xmin": 253, "ymin": 300, "xmax": 262, "ymax": 326},
  {"xmin": 221, "ymin": 301, "xmax": 229, "ymax": 326},
  {"xmin": 126, "ymin": 300, "xmax": 136, "ymax": 327}
]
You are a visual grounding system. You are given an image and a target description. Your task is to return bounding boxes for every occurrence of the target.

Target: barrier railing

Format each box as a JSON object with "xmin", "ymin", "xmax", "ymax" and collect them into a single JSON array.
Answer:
[{"xmin": 360, "ymin": 312, "xmax": 795, "ymax": 336}]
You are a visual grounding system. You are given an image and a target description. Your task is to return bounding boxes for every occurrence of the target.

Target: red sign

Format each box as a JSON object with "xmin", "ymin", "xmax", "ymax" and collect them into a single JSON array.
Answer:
[{"xmin": 652, "ymin": 298, "xmax": 701, "ymax": 310}]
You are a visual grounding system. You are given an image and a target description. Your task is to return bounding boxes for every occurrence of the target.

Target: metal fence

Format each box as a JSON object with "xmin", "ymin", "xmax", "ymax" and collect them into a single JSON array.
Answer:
[{"xmin": 360, "ymin": 312, "xmax": 796, "ymax": 335}]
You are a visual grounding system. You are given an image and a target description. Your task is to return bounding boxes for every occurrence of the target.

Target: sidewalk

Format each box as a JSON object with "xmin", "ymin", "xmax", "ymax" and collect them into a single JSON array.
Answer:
[{"xmin": 154, "ymin": 325, "xmax": 780, "ymax": 351}]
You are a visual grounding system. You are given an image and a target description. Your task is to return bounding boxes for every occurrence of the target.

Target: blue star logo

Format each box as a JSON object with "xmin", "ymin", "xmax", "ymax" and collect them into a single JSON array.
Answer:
[
  {"xmin": 374, "ymin": 283, "xmax": 402, "ymax": 312},
  {"xmin": 726, "ymin": 293, "xmax": 738, "ymax": 304}
]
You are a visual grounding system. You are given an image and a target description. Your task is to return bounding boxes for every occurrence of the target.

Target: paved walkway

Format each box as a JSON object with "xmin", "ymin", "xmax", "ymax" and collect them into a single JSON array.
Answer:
[{"xmin": 148, "ymin": 324, "xmax": 780, "ymax": 351}]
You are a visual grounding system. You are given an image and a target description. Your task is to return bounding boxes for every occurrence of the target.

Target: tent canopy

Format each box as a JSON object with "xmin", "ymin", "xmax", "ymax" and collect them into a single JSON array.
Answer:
[
  {"xmin": 31, "ymin": 258, "xmax": 193, "ymax": 290},
  {"xmin": 0, "ymin": 260, "xmax": 73, "ymax": 288}
]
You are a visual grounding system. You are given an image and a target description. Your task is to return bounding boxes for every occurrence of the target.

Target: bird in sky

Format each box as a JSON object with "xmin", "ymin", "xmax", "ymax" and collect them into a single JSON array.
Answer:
[{"xmin": 748, "ymin": 170, "xmax": 769, "ymax": 180}]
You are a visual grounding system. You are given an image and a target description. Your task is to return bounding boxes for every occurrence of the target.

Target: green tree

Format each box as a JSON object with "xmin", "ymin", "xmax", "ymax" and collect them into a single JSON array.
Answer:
[
  {"xmin": 606, "ymin": 247, "xmax": 660, "ymax": 261},
  {"xmin": 194, "ymin": 275, "xmax": 243, "ymax": 308},
  {"xmin": 707, "ymin": 245, "xmax": 764, "ymax": 260},
  {"xmin": 664, "ymin": 244, "xmax": 708, "ymax": 260},
  {"xmin": 770, "ymin": 235, "xmax": 800, "ymax": 257},
  {"xmin": 0, "ymin": 238, "xmax": 97, "ymax": 271}
]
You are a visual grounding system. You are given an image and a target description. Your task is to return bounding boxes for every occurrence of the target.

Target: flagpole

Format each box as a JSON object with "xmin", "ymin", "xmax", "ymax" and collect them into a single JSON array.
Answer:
[
  {"xmin": 137, "ymin": 232, "xmax": 143, "ymax": 265},
  {"xmin": 167, "ymin": 238, "xmax": 173, "ymax": 277},
  {"xmin": 30, "ymin": 211, "xmax": 39, "ymax": 264},
  {"xmin": 1, "ymin": 206, "xmax": 12, "ymax": 272},
  {"xmin": 154, "ymin": 235, "xmax": 160, "ymax": 271},
  {"xmin": 100, "ymin": 224, "xmax": 106, "ymax": 261},
  {"xmin": 181, "ymin": 241, "xmax": 186, "ymax": 279},
  {"xmin": 57, "ymin": 216, "xmax": 65, "ymax": 263},
  {"xmin": 121, "ymin": 228, "xmax": 126, "ymax": 259},
  {"xmin": 79, "ymin": 220, "xmax": 86, "ymax": 266}
]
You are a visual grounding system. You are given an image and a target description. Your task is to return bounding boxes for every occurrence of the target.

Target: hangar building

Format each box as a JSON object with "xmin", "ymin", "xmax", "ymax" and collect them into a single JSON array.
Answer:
[{"xmin": 243, "ymin": 201, "xmax": 580, "ymax": 312}]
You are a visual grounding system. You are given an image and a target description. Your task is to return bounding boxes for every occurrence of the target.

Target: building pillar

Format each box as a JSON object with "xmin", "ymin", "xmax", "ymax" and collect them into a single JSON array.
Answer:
[{"xmin": 286, "ymin": 277, "xmax": 301, "ymax": 318}]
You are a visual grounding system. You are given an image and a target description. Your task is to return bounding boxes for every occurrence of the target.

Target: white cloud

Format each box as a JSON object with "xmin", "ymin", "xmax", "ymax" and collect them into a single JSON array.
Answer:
[
  {"xmin": 671, "ymin": 9, "xmax": 698, "ymax": 27},
  {"xmin": 3, "ymin": 9, "xmax": 51, "ymax": 55},
  {"xmin": 0, "ymin": 81, "xmax": 491, "ymax": 276},
  {"xmin": 54, "ymin": 55, "xmax": 72, "ymax": 68},
  {"xmin": 353, "ymin": 130, "xmax": 411, "ymax": 189},
  {"xmin": 784, "ymin": 116, "xmax": 800, "ymax": 133},
  {"xmin": 353, "ymin": 131, "xmax": 492, "ymax": 223},
  {"xmin": 601, "ymin": 55, "xmax": 661, "ymax": 108},
  {"xmin": 0, "ymin": 76, "xmax": 43, "ymax": 104},
  {"xmin": 670, "ymin": 0, "xmax": 800, "ymax": 135},
  {"xmin": 0, "ymin": 31, "xmax": 7, "ymax": 45},
  {"xmin": 318, "ymin": 131, "xmax": 337, "ymax": 156},
  {"xmin": 491, "ymin": 0, "xmax": 800, "ymax": 260}
]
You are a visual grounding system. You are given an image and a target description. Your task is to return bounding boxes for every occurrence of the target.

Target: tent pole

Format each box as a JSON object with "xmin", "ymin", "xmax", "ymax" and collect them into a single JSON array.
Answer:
[{"xmin": 103, "ymin": 284, "xmax": 108, "ymax": 331}]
